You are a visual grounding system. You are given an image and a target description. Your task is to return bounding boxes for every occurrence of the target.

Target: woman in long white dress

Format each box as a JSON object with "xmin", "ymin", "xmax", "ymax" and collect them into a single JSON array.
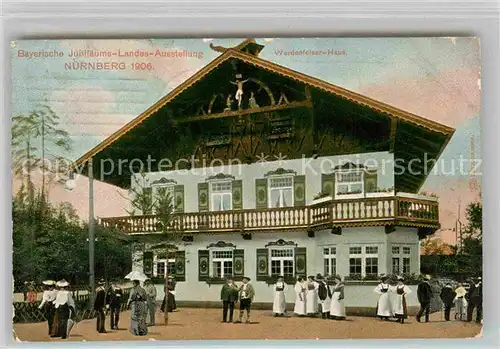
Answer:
[
  {"xmin": 392, "ymin": 276, "xmax": 412, "ymax": 324},
  {"xmin": 273, "ymin": 276, "xmax": 287, "ymax": 317},
  {"xmin": 330, "ymin": 275, "xmax": 346, "ymax": 320},
  {"xmin": 305, "ymin": 276, "xmax": 319, "ymax": 317},
  {"xmin": 373, "ymin": 275, "xmax": 392, "ymax": 320},
  {"xmin": 293, "ymin": 276, "xmax": 307, "ymax": 316}
]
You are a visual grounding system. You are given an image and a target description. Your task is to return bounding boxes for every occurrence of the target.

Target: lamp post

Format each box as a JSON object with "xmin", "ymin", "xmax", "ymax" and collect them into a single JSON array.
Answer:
[
  {"xmin": 64, "ymin": 157, "xmax": 95, "ymax": 308},
  {"xmin": 88, "ymin": 158, "xmax": 95, "ymax": 307}
]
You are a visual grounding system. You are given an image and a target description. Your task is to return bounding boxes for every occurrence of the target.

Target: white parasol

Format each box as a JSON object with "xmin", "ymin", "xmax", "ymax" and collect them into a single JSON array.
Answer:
[
  {"xmin": 67, "ymin": 308, "xmax": 75, "ymax": 338},
  {"xmin": 125, "ymin": 270, "xmax": 148, "ymax": 282}
]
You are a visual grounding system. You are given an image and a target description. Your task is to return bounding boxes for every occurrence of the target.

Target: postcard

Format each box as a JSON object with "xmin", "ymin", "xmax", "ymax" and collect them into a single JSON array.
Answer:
[{"xmin": 11, "ymin": 37, "xmax": 482, "ymax": 341}]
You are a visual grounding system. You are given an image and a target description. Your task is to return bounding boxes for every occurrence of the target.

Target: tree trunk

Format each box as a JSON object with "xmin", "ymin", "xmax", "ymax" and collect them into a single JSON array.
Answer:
[{"xmin": 164, "ymin": 274, "xmax": 169, "ymax": 325}]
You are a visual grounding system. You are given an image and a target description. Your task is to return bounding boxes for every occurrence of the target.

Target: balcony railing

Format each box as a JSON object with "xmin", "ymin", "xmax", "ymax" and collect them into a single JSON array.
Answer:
[{"xmin": 99, "ymin": 195, "xmax": 439, "ymax": 234}]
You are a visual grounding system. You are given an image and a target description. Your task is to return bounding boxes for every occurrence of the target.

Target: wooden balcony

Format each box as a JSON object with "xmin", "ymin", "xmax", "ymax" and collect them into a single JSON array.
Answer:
[{"xmin": 99, "ymin": 195, "xmax": 439, "ymax": 235}]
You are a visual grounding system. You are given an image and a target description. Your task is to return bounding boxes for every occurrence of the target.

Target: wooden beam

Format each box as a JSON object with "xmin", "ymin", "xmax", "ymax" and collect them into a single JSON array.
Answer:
[
  {"xmin": 177, "ymin": 100, "xmax": 313, "ymax": 124},
  {"xmin": 396, "ymin": 128, "xmax": 444, "ymax": 151},
  {"xmin": 389, "ymin": 118, "xmax": 398, "ymax": 153}
]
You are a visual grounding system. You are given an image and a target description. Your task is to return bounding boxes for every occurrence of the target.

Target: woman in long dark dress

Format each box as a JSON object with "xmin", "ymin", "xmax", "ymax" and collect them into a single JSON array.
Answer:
[
  {"xmin": 38, "ymin": 280, "xmax": 58, "ymax": 337},
  {"xmin": 127, "ymin": 280, "xmax": 148, "ymax": 336},
  {"xmin": 52, "ymin": 280, "xmax": 75, "ymax": 339}
]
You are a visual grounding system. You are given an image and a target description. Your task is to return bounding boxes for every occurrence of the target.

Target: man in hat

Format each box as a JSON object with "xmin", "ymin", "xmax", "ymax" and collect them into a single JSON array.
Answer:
[
  {"xmin": 144, "ymin": 279, "xmax": 157, "ymax": 326},
  {"xmin": 106, "ymin": 281, "xmax": 123, "ymax": 330},
  {"xmin": 220, "ymin": 276, "xmax": 239, "ymax": 323},
  {"xmin": 466, "ymin": 276, "xmax": 482, "ymax": 323},
  {"xmin": 39, "ymin": 280, "xmax": 57, "ymax": 336},
  {"xmin": 94, "ymin": 279, "xmax": 107, "ymax": 333},
  {"xmin": 316, "ymin": 274, "xmax": 332, "ymax": 319},
  {"xmin": 416, "ymin": 275, "xmax": 433, "ymax": 322},
  {"xmin": 235, "ymin": 276, "xmax": 255, "ymax": 323},
  {"xmin": 440, "ymin": 283, "xmax": 457, "ymax": 321}
]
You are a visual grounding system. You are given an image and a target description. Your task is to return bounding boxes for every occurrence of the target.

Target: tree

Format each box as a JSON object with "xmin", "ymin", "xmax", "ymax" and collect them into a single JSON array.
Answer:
[
  {"xmin": 11, "ymin": 105, "xmax": 72, "ymax": 279},
  {"xmin": 461, "ymin": 201, "xmax": 482, "ymax": 258},
  {"xmin": 420, "ymin": 236, "xmax": 453, "ymax": 255},
  {"xmin": 124, "ymin": 173, "xmax": 184, "ymax": 326},
  {"xmin": 11, "ymin": 105, "xmax": 72, "ymax": 203},
  {"xmin": 12, "ymin": 188, "xmax": 132, "ymax": 289}
]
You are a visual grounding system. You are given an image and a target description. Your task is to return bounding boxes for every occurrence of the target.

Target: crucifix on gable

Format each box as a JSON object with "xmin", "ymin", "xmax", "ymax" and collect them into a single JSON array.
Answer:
[{"xmin": 230, "ymin": 74, "xmax": 249, "ymax": 109}]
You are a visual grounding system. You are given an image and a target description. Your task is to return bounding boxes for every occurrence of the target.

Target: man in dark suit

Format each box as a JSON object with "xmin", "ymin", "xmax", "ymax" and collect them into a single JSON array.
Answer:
[
  {"xmin": 416, "ymin": 274, "xmax": 433, "ymax": 322},
  {"xmin": 106, "ymin": 282, "xmax": 123, "ymax": 330},
  {"xmin": 94, "ymin": 279, "xmax": 107, "ymax": 333},
  {"xmin": 220, "ymin": 276, "xmax": 239, "ymax": 323},
  {"xmin": 466, "ymin": 276, "xmax": 482, "ymax": 323},
  {"xmin": 439, "ymin": 283, "xmax": 457, "ymax": 321}
]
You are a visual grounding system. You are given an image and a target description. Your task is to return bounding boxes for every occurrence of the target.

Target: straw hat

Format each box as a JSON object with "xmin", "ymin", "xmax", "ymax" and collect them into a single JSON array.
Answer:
[
  {"xmin": 56, "ymin": 280, "xmax": 69, "ymax": 287},
  {"xmin": 42, "ymin": 280, "xmax": 56, "ymax": 286}
]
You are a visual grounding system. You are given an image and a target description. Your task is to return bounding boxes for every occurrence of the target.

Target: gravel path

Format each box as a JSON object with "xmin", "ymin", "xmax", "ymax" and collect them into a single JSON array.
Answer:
[{"xmin": 13, "ymin": 308, "xmax": 482, "ymax": 342}]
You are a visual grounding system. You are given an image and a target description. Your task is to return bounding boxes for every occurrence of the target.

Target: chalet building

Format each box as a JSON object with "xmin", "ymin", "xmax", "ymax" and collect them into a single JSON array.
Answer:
[{"xmin": 74, "ymin": 39, "xmax": 454, "ymax": 313}]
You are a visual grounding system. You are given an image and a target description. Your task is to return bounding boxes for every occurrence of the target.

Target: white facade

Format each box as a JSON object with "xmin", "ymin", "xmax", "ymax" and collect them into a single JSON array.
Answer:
[{"xmin": 128, "ymin": 151, "xmax": 430, "ymax": 311}]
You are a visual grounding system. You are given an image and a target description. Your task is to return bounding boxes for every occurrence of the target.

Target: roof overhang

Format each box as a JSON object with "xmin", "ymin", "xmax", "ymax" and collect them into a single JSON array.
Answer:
[{"xmin": 72, "ymin": 41, "xmax": 454, "ymax": 193}]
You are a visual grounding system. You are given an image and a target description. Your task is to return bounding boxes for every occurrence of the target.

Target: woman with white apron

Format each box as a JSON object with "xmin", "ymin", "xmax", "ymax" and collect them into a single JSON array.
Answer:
[
  {"xmin": 392, "ymin": 276, "xmax": 412, "ymax": 324},
  {"xmin": 305, "ymin": 276, "xmax": 319, "ymax": 317},
  {"xmin": 272, "ymin": 276, "xmax": 287, "ymax": 316},
  {"xmin": 330, "ymin": 275, "xmax": 346, "ymax": 320},
  {"xmin": 293, "ymin": 276, "xmax": 307, "ymax": 316},
  {"xmin": 373, "ymin": 275, "xmax": 392, "ymax": 320}
]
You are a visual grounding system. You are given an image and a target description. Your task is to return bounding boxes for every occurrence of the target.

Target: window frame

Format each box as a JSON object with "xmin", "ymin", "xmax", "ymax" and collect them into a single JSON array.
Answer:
[
  {"xmin": 267, "ymin": 175, "xmax": 295, "ymax": 209},
  {"xmin": 209, "ymin": 180, "xmax": 233, "ymax": 212},
  {"xmin": 323, "ymin": 246, "xmax": 337, "ymax": 277},
  {"xmin": 153, "ymin": 253, "xmax": 176, "ymax": 278},
  {"xmin": 210, "ymin": 248, "xmax": 234, "ymax": 278},
  {"xmin": 334, "ymin": 169, "xmax": 365, "ymax": 196},
  {"xmin": 348, "ymin": 245, "xmax": 379, "ymax": 278},
  {"xmin": 268, "ymin": 247, "xmax": 295, "ymax": 278},
  {"xmin": 151, "ymin": 183, "xmax": 175, "ymax": 213},
  {"xmin": 391, "ymin": 244, "xmax": 412, "ymax": 275}
]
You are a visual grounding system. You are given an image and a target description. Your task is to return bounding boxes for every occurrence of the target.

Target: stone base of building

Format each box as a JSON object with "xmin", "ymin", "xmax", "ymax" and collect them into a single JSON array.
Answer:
[{"xmin": 172, "ymin": 301, "xmax": 420, "ymax": 317}]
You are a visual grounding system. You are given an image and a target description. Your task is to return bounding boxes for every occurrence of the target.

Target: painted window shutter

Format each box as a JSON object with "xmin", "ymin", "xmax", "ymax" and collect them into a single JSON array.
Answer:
[
  {"xmin": 364, "ymin": 170, "xmax": 378, "ymax": 193},
  {"xmin": 198, "ymin": 182, "xmax": 209, "ymax": 212},
  {"xmin": 255, "ymin": 178, "xmax": 268, "ymax": 209},
  {"xmin": 233, "ymin": 249, "xmax": 245, "ymax": 280},
  {"xmin": 321, "ymin": 173, "xmax": 335, "ymax": 198},
  {"xmin": 256, "ymin": 248, "xmax": 269, "ymax": 281},
  {"xmin": 142, "ymin": 187, "xmax": 153, "ymax": 214},
  {"xmin": 198, "ymin": 250, "xmax": 210, "ymax": 281},
  {"xmin": 174, "ymin": 250, "xmax": 186, "ymax": 282},
  {"xmin": 143, "ymin": 251, "xmax": 154, "ymax": 277},
  {"xmin": 294, "ymin": 247, "xmax": 307, "ymax": 277},
  {"xmin": 232, "ymin": 180, "xmax": 243, "ymax": 210},
  {"xmin": 293, "ymin": 175, "xmax": 306, "ymax": 206},
  {"xmin": 174, "ymin": 185, "xmax": 184, "ymax": 213}
]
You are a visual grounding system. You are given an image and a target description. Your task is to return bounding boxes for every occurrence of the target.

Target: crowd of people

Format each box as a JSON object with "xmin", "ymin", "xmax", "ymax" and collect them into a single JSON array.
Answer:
[
  {"xmin": 218, "ymin": 273, "xmax": 483, "ymax": 325},
  {"xmin": 33, "ymin": 273, "xmax": 482, "ymax": 339},
  {"xmin": 36, "ymin": 275, "xmax": 178, "ymax": 339}
]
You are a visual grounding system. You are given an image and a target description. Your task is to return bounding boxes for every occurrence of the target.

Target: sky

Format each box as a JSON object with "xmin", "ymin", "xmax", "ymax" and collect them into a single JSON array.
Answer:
[{"xmin": 11, "ymin": 38, "xmax": 481, "ymax": 244}]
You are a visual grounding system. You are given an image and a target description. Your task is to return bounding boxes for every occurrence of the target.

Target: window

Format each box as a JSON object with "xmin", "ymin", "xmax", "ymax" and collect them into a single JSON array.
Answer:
[
  {"xmin": 392, "ymin": 258, "xmax": 400, "ymax": 274},
  {"xmin": 156, "ymin": 262, "xmax": 165, "ymax": 277},
  {"xmin": 152, "ymin": 185, "xmax": 175, "ymax": 212},
  {"xmin": 154, "ymin": 256, "xmax": 175, "ymax": 278},
  {"xmin": 211, "ymin": 250, "xmax": 233, "ymax": 278},
  {"xmin": 210, "ymin": 181, "xmax": 232, "ymax": 211},
  {"xmin": 392, "ymin": 245, "xmax": 412, "ymax": 274},
  {"xmin": 403, "ymin": 258, "xmax": 411, "ymax": 274},
  {"xmin": 270, "ymin": 248, "xmax": 294, "ymax": 277},
  {"xmin": 323, "ymin": 247, "xmax": 337, "ymax": 277},
  {"xmin": 349, "ymin": 245, "xmax": 379, "ymax": 278},
  {"xmin": 335, "ymin": 170, "xmax": 364, "ymax": 195},
  {"xmin": 269, "ymin": 176, "xmax": 294, "ymax": 208}
]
